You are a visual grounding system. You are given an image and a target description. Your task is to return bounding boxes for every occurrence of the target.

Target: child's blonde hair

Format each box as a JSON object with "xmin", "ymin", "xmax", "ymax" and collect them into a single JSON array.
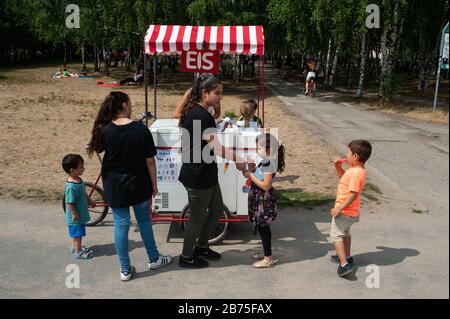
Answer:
[{"xmin": 240, "ymin": 99, "xmax": 258, "ymax": 126}]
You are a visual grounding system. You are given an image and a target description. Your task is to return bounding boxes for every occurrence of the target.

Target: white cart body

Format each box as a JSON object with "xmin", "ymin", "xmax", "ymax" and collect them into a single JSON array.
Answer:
[{"xmin": 150, "ymin": 119, "xmax": 261, "ymax": 216}]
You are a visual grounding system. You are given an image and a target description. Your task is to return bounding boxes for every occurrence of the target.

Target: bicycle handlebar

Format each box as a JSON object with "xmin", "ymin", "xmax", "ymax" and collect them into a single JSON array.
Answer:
[{"xmin": 138, "ymin": 112, "xmax": 154, "ymax": 124}]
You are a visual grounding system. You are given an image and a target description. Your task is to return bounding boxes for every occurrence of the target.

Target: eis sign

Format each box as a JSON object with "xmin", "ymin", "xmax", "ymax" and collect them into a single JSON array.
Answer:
[{"xmin": 180, "ymin": 50, "xmax": 220, "ymax": 74}]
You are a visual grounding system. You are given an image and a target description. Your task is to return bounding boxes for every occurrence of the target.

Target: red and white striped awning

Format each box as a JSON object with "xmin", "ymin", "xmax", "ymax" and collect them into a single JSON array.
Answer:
[{"xmin": 144, "ymin": 25, "xmax": 264, "ymax": 56}]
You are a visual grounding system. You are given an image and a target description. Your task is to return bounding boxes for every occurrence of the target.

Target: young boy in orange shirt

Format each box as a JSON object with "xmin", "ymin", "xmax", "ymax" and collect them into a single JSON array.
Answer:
[{"xmin": 330, "ymin": 140, "xmax": 372, "ymax": 277}]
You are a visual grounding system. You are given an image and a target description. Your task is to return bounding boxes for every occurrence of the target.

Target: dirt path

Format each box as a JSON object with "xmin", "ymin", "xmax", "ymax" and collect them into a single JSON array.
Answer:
[
  {"xmin": 0, "ymin": 65, "xmax": 339, "ymax": 202},
  {"xmin": 265, "ymin": 66, "xmax": 449, "ymax": 216}
]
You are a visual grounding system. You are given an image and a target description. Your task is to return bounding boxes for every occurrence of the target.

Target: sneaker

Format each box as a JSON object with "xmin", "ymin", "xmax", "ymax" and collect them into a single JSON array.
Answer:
[
  {"xmin": 330, "ymin": 255, "xmax": 354, "ymax": 265},
  {"xmin": 337, "ymin": 263, "xmax": 354, "ymax": 277},
  {"xmin": 148, "ymin": 254, "xmax": 173, "ymax": 270},
  {"xmin": 120, "ymin": 266, "xmax": 136, "ymax": 281},
  {"xmin": 70, "ymin": 246, "xmax": 93, "ymax": 254},
  {"xmin": 304, "ymin": 90, "xmax": 309, "ymax": 95},
  {"xmin": 178, "ymin": 255, "xmax": 209, "ymax": 268},
  {"xmin": 193, "ymin": 246, "xmax": 221, "ymax": 260},
  {"xmin": 74, "ymin": 250, "xmax": 93, "ymax": 259}
]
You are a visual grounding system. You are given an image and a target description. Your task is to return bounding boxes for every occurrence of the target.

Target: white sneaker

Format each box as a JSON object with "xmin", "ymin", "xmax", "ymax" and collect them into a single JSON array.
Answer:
[
  {"xmin": 120, "ymin": 266, "xmax": 136, "ymax": 281},
  {"xmin": 148, "ymin": 254, "xmax": 173, "ymax": 270}
]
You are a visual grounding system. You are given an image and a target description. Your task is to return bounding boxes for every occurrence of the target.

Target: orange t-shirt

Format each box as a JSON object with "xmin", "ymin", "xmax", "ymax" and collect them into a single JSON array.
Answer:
[{"xmin": 335, "ymin": 167, "xmax": 366, "ymax": 217}]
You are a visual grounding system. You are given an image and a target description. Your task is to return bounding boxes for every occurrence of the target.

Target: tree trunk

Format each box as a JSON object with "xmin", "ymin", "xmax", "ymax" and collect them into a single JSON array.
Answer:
[
  {"xmin": 81, "ymin": 42, "xmax": 86, "ymax": 71},
  {"xmin": 379, "ymin": 1, "xmax": 400, "ymax": 98},
  {"xmin": 328, "ymin": 48, "xmax": 339, "ymax": 88},
  {"xmin": 324, "ymin": 39, "xmax": 332, "ymax": 86},
  {"xmin": 63, "ymin": 43, "xmax": 67, "ymax": 67},
  {"xmin": 126, "ymin": 42, "xmax": 131, "ymax": 72},
  {"xmin": 103, "ymin": 45, "xmax": 109, "ymax": 76},
  {"xmin": 94, "ymin": 46, "xmax": 100, "ymax": 72},
  {"xmin": 417, "ymin": 63, "xmax": 426, "ymax": 94},
  {"xmin": 317, "ymin": 51, "xmax": 322, "ymax": 75},
  {"xmin": 356, "ymin": 32, "xmax": 368, "ymax": 97},
  {"xmin": 345, "ymin": 55, "xmax": 352, "ymax": 88}
]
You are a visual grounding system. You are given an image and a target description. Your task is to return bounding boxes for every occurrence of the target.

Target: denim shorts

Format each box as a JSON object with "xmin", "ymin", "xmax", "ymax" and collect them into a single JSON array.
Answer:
[{"xmin": 68, "ymin": 224, "xmax": 86, "ymax": 238}]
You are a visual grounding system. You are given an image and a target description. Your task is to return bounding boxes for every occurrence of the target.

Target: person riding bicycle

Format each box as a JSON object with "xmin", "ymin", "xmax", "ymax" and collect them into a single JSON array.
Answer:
[{"xmin": 304, "ymin": 60, "xmax": 317, "ymax": 95}]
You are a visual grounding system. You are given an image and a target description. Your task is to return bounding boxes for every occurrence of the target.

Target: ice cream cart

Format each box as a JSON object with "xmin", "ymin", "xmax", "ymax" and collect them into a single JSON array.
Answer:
[{"xmin": 142, "ymin": 25, "xmax": 267, "ymax": 244}]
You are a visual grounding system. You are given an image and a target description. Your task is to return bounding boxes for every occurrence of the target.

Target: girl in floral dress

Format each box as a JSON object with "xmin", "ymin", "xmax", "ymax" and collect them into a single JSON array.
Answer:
[{"xmin": 244, "ymin": 133, "xmax": 285, "ymax": 268}]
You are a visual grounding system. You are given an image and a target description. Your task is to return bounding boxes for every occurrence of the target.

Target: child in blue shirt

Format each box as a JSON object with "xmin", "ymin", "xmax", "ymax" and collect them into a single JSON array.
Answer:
[{"xmin": 62, "ymin": 154, "xmax": 94, "ymax": 259}]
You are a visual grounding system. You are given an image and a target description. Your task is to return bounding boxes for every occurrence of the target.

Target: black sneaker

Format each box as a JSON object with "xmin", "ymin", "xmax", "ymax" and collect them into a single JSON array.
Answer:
[
  {"xmin": 194, "ymin": 246, "xmax": 221, "ymax": 260},
  {"xmin": 178, "ymin": 255, "xmax": 209, "ymax": 268},
  {"xmin": 337, "ymin": 263, "xmax": 354, "ymax": 277},
  {"xmin": 331, "ymin": 255, "xmax": 354, "ymax": 265}
]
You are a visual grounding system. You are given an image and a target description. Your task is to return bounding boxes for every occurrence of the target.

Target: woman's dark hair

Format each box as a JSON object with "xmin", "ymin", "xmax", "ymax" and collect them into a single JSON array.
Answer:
[
  {"xmin": 62, "ymin": 154, "xmax": 84, "ymax": 173},
  {"xmin": 256, "ymin": 133, "xmax": 285, "ymax": 173},
  {"xmin": 179, "ymin": 74, "xmax": 222, "ymax": 127},
  {"xmin": 87, "ymin": 91, "xmax": 130, "ymax": 156}
]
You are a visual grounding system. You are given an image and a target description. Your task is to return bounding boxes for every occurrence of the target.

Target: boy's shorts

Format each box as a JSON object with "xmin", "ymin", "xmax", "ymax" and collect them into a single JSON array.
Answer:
[
  {"xmin": 330, "ymin": 214, "xmax": 359, "ymax": 243},
  {"xmin": 68, "ymin": 225, "xmax": 86, "ymax": 238}
]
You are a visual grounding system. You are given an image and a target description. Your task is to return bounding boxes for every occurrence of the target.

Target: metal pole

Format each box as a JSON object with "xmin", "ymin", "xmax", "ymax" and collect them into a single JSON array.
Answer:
[
  {"xmin": 433, "ymin": 25, "xmax": 446, "ymax": 113},
  {"xmin": 153, "ymin": 0, "xmax": 157, "ymax": 120},
  {"xmin": 144, "ymin": 54, "xmax": 148, "ymax": 126},
  {"xmin": 433, "ymin": 59, "xmax": 442, "ymax": 113},
  {"xmin": 257, "ymin": 55, "xmax": 260, "ymax": 119},
  {"xmin": 154, "ymin": 54, "xmax": 157, "ymax": 119},
  {"xmin": 261, "ymin": 55, "xmax": 265, "ymax": 127}
]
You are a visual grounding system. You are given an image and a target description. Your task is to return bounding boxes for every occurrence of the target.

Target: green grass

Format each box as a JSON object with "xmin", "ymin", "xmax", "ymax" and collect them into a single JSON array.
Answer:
[
  {"xmin": 362, "ymin": 182, "xmax": 382, "ymax": 202},
  {"xmin": 277, "ymin": 189, "xmax": 334, "ymax": 209}
]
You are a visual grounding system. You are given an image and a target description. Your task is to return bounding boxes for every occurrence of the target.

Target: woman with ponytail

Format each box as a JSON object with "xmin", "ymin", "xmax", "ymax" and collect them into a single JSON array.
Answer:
[
  {"xmin": 178, "ymin": 74, "xmax": 245, "ymax": 268},
  {"xmin": 88, "ymin": 91, "xmax": 172, "ymax": 281}
]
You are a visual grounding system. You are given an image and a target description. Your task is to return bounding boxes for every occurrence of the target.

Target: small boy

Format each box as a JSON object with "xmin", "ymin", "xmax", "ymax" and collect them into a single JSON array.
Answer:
[
  {"xmin": 62, "ymin": 154, "xmax": 94, "ymax": 259},
  {"xmin": 329, "ymin": 140, "xmax": 372, "ymax": 277}
]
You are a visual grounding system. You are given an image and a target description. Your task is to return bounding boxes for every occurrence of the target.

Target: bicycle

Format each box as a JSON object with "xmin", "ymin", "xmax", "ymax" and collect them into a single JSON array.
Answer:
[{"xmin": 61, "ymin": 111, "xmax": 231, "ymax": 244}]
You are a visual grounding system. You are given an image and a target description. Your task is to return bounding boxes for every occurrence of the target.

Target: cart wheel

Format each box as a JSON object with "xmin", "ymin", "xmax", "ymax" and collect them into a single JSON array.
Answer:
[
  {"xmin": 62, "ymin": 182, "xmax": 109, "ymax": 226},
  {"xmin": 179, "ymin": 204, "xmax": 231, "ymax": 245}
]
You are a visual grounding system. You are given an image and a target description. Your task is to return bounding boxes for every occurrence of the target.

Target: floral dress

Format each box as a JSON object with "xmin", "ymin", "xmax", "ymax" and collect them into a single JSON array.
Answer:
[{"xmin": 248, "ymin": 160, "xmax": 277, "ymax": 227}]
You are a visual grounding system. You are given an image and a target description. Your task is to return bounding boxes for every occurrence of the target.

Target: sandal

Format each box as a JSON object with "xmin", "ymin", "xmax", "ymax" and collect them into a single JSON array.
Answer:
[
  {"xmin": 74, "ymin": 250, "xmax": 93, "ymax": 259},
  {"xmin": 252, "ymin": 258, "xmax": 278, "ymax": 268},
  {"xmin": 251, "ymin": 252, "xmax": 264, "ymax": 260}
]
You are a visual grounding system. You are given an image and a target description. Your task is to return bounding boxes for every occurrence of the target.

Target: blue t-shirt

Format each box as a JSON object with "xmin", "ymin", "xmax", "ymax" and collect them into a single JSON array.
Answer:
[{"xmin": 64, "ymin": 179, "xmax": 91, "ymax": 226}]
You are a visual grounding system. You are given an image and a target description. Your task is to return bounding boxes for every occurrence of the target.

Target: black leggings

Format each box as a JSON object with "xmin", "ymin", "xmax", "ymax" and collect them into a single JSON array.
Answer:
[{"xmin": 257, "ymin": 225, "xmax": 272, "ymax": 257}]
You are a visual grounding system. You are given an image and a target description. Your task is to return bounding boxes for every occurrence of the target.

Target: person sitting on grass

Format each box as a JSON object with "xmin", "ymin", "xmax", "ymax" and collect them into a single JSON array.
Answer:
[
  {"xmin": 62, "ymin": 154, "xmax": 95, "ymax": 260},
  {"xmin": 119, "ymin": 70, "xmax": 144, "ymax": 85}
]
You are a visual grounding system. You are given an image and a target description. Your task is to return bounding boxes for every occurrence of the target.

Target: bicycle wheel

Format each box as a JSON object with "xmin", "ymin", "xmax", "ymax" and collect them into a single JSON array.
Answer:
[
  {"xmin": 62, "ymin": 182, "xmax": 109, "ymax": 226},
  {"xmin": 179, "ymin": 204, "xmax": 231, "ymax": 245}
]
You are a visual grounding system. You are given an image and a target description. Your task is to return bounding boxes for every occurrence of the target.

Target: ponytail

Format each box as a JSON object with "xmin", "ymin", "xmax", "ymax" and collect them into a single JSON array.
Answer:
[
  {"xmin": 87, "ymin": 91, "xmax": 130, "ymax": 156},
  {"xmin": 277, "ymin": 144, "xmax": 285, "ymax": 173},
  {"xmin": 179, "ymin": 73, "xmax": 222, "ymax": 127},
  {"xmin": 256, "ymin": 133, "xmax": 286, "ymax": 173}
]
